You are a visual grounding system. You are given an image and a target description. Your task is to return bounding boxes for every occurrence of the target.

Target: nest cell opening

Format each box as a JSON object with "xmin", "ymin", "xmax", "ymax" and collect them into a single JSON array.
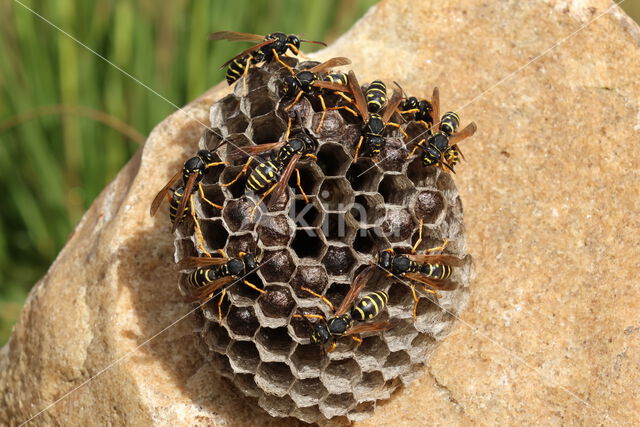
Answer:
[
  {"xmin": 322, "ymin": 246, "xmax": 358, "ymax": 277},
  {"xmin": 258, "ymin": 249, "xmax": 296, "ymax": 283},
  {"xmin": 319, "ymin": 178, "xmax": 353, "ymax": 211},
  {"xmin": 257, "ymin": 285, "xmax": 295, "ymax": 319},
  {"xmin": 316, "ymin": 143, "xmax": 351, "ymax": 177},
  {"xmin": 255, "ymin": 361, "xmax": 295, "ymax": 396},
  {"xmin": 227, "ymin": 340, "xmax": 260, "ymax": 373},
  {"xmin": 346, "ymin": 158, "xmax": 382, "ymax": 192},
  {"xmin": 292, "ymin": 198, "xmax": 322, "ymax": 228},
  {"xmin": 378, "ymin": 174, "xmax": 414, "ymax": 205},
  {"xmin": 248, "ymin": 110, "xmax": 286, "ymax": 145},
  {"xmin": 291, "ymin": 228, "xmax": 325, "ymax": 260},
  {"xmin": 225, "ymin": 305, "xmax": 260, "ymax": 338},
  {"xmin": 200, "ymin": 219, "xmax": 229, "ymax": 250}
]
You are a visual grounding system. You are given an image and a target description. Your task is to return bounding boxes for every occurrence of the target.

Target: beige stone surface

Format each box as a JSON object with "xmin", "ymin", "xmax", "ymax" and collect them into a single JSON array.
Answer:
[{"xmin": 1, "ymin": 0, "xmax": 639, "ymax": 425}]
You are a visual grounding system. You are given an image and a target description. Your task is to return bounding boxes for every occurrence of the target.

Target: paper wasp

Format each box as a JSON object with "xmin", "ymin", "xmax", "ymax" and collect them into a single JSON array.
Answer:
[
  {"xmin": 405, "ymin": 87, "xmax": 477, "ymax": 173},
  {"xmin": 178, "ymin": 250, "xmax": 265, "ymax": 322},
  {"xmin": 150, "ymin": 149, "xmax": 226, "ymax": 237},
  {"xmin": 281, "ymin": 57, "xmax": 357, "ymax": 132},
  {"xmin": 222, "ymin": 119, "xmax": 319, "ymax": 219},
  {"xmin": 376, "ymin": 220, "xmax": 464, "ymax": 317},
  {"xmin": 294, "ymin": 266, "xmax": 391, "ymax": 353},
  {"xmin": 209, "ymin": 31, "xmax": 326, "ymax": 94},
  {"xmin": 394, "ymin": 81, "xmax": 434, "ymax": 132},
  {"xmin": 347, "ymin": 71, "xmax": 407, "ymax": 161}
]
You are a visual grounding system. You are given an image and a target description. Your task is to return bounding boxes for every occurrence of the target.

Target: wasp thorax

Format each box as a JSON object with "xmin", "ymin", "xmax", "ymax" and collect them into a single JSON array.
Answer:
[
  {"xmin": 327, "ymin": 314, "xmax": 353, "ymax": 336},
  {"xmin": 391, "ymin": 255, "xmax": 412, "ymax": 273},
  {"xmin": 227, "ymin": 258, "xmax": 245, "ymax": 276}
]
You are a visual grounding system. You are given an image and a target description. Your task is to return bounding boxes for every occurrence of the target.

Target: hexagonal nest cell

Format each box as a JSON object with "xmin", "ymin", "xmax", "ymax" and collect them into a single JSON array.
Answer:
[{"xmin": 174, "ymin": 60, "xmax": 473, "ymax": 423}]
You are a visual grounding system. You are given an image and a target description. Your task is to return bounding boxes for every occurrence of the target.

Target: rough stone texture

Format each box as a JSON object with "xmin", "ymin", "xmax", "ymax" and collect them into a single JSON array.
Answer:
[
  {"xmin": 177, "ymin": 60, "xmax": 471, "ymax": 423},
  {"xmin": 1, "ymin": 0, "xmax": 640, "ymax": 425}
]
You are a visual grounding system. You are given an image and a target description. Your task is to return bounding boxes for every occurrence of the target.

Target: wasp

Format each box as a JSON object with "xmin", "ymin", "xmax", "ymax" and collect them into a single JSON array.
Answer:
[
  {"xmin": 150, "ymin": 149, "xmax": 227, "ymax": 236},
  {"xmin": 376, "ymin": 220, "xmax": 464, "ymax": 317},
  {"xmin": 347, "ymin": 71, "xmax": 407, "ymax": 161},
  {"xmin": 222, "ymin": 120, "xmax": 319, "ymax": 219},
  {"xmin": 209, "ymin": 31, "xmax": 326, "ymax": 94},
  {"xmin": 166, "ymin": 186, "xmax": 208, "ymax": 255},
  {"xmin": 178, "ymin": 250, "xmax": 265, "ymax": 322},
  {"xmin": 281, "ymin": 57, "xmax": 357, "ymax": 132},
  {"xmin": 294, "ymin": 266, "xmax": 392, "ymax": 353},
  {"xmin": 394, "ymin": 81, "xmax": 434, "ymax": 132},
  {"xmin": 406, "ymin": 87, "xmax": 477, "ymax": 173}
]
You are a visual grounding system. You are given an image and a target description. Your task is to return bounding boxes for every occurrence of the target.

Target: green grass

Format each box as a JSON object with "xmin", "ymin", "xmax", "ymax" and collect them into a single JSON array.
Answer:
[
  {"xmin": 0, "ymin": 0, "xmax": 378, "ymax": 345},
  {"xmin": 1, "ymin": 1, "xmax": 639, "ymax": 346}
]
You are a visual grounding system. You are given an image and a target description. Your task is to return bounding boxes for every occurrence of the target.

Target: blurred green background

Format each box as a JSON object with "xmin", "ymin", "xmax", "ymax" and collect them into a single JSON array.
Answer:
[{"xmin": 0, "ymin": 1, "xmax": 638, "ymax": 345}]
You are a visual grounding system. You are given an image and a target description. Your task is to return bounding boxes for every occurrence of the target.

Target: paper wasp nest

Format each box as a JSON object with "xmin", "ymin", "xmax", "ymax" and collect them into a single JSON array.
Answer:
[{"xmin": 174, "ymin": 60, "xmax": 473, "ymax": 423}]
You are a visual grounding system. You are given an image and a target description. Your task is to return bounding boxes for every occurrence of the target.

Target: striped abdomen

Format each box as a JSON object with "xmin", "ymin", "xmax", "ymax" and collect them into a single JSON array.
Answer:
[
  {"xmin": 419, "ymin": 263, "xmax": 453, "ymax": 280},
  {"xmin": 169, "ymin": 187, "xmax": 190, "ymax": 224},
  {"xmin": 351, "ymin": 291, "xmax": 389, "ymax": 321},
  {"xmin": 225, "ymin": 56, "xmax": 248, "ymax": 85},
  {"xmin": 246, "ymin": 160, "xmax": 280, "ymax": 192},
  {"xmin": 323, "ymin": 72, "xmax": 348, "ymax": 86},
  {"xmin": 366, "ymin": 80, "xmax": 387, "ymax": 113},
  {"xmin": 440, "ymin": 112, "xmax": 460, "ymax": 136}
]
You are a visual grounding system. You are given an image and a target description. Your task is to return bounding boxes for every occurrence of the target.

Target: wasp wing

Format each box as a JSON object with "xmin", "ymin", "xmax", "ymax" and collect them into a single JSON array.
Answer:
[
  {"xmin": 335, "ymin": 266, "xmax": 376, "ymax": 316},
  {"xmin": 150, "ymin": 169, "xmax": 182, "ymax": 216},
  {"xmin": 448, "ymin": 122, "xmax": 477, "ymax": 146},
  {"xmin": 311, "ymin": 80, "xmax": 351, "ymax": 93},
  {"xmin": 308, "ymin": 57, "xmax": 351, "ymax": 73},
  {"xmin": 266, "ymin": 153, "xmax": 301, "ymax": 209},
  {"xmin": 227, "ymin": 141, "xmax": 285, "ymax": 161},
  {"xmin": 382, "ymin": 89, "xmax": 403, "ymax": 123},
  {"xmin": 347, "ymin": 320, "xmax": 393, "ymax": 335},
  {"xmin": 219, "ymin": 39, "xmax": 276, "ymax": 69},
  {"xmin": 208, "ymin": 31, "xmax": 264, "ymax": 42},
  {"xmin": 186, "ymin": 276, "xmax": 236, "ymax": 303},
  {"xmin": 171, "ymin": 172, "xmax": 198, "ymax": 232},
  {"xmin": 406, "ymin": 254, "xmax": 465, "ymax": 267},
  {"xmin": 347, "ymin": 70, "xmax": 369, "ymax": 118},
  {"xmin": 403, "ymin": 272, "xmax": 459, "ymax": 291},
  {"xmin": 177, "ymin": 256, "xmax": 230, "ymax": 270},
  {"xmin": 430, "ymin": 87, "xmax": 440, "ymax": 132}
]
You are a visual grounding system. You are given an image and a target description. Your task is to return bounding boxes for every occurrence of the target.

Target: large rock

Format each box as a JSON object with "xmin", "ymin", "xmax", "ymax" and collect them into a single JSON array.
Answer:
[{"xmin": 2, "ymin": 0, "xmax": 639, "ymax": 424}]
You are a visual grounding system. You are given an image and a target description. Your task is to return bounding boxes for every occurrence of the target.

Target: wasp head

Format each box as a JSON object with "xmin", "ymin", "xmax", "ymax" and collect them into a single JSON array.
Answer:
[
  {"xmin": 310, "ymin": 322, "xmax": 331, "ymax": 344},
  {"xmin": 227, "ymin": 258, "xmax": 245, "ymax": 276},
  {"xmin": 286, "ymin": 34, "xmax": 301, "ymax": 54},
  {"xmin": 282, "ymin": 75, "xmax": 300, "ymax": 99},
  {"xmin": 377, "ymin": 249, "xmax": 393, "ymax": 270},
  {"xmin": 403, "ymin": 96, "xmax": 419, "ymax": 111},
  {"xmin": 197, "ymin": 149, "xmax": 215, "ymax": 164},
  {"xmin": 241, "ymin": 253, "xmax": 258, "ymax": 272}
]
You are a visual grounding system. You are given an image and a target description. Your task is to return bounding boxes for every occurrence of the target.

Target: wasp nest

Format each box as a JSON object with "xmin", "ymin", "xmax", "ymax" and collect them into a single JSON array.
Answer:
[{"xmin": 174, "ymin": 60, "xmax": 473, "ymax": 423}]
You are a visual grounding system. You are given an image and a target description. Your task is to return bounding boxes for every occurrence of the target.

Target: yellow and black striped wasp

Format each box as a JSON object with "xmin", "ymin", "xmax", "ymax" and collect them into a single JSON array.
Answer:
[
  {"xmin": 347, "ymin": 71, "xmax": 407, "ymax": 161},
  {"xmin": 150, "ymin": 149, "xmax": 227, "ymax": 237},
  {"xmin": 375, "ymin": 220, "xmax": 464, "ymax": 317},
  {"xmin": 394, "ymin": 81, "xmax": 434, "ymax": 132},
  {"xmin": 178, "ymin": 250, "xmax": 265, "ymax": 322},
  {"xmin": 222, "ymin": 119, "xmax": 319, "ymax": 219},
  {"xmin": 281, "ymin": 56, "xmax": 357, "ymax": 132},
  {"xmin": 405, "ymin": 87, "xmax": 477, "ymax": 173},
  {"xmin": 294, "ymin": 266, "xmax": 392, "ymax": 353},
  {"xmin": 209, "ymin": 31, "xmax": 326, "ymax": 94}
]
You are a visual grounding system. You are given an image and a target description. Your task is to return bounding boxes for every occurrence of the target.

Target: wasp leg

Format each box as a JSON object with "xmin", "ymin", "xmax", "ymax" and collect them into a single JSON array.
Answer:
[
  {"xmin": 406, "ymin": 139, "xmax": 425, "ymax": 160},
  {"xmin": 353, "ymin": 136, "xmax": 364, "ymax": 162},
  {"xmin": 243, "ymin": 279, "xmax": 266, "ymax": 294},
  {"xmin": 285, "ymin": 117, "xmax": 292, "ymax": 141},
  {"xmin": 411, "ymin": 219, "xmax": 424, "ymax": 255},
  {"xmin": 222, "ymin": 158, "xmax": 252, "ymax": 187},
  {"xmin": 249, "ymin": 182, "xmax": 278, "ymax": 220},
  {"xmin": 300, "ymin": 286, "xmax": 335, "ymax": 312},
  {"xmin": 205, "ymin": 161, "xmax": 227, "ymax": 169},
  {"xmin": 315, "ymin": 94, "xmax": 329, "ymax": 133},
  {"xmin": 293, "ymin": 313, "xmax": 325, "ymax": 320},
  {"xmin": 386, "ymin": 121, "xmax": 409, "ymax": 138},
  {"xmin": 241, "ymin": 56, "xmax": 254, "ymax": 97},
  {"xmin": 285, "ymin": 90, "xmax": 304, "ymax": 112},
  {"xmin": 351, "ymin": 335, "xmax": 363, "ymax": 343},
  {"xmin": 273, "ymin": 50, "xmax": 294, "ymax": 74},
  {"xmin": 217, "ymin": 288, "xmax": 227, "ymax": 323},
  {"xmin": 400, "ymin": 108, "xmax": 420, "ymax": 115},
  {"xmin": 326, "ymin": 341, "xmax": 338, "ymax": 353},
  {"xmin": 189, "ymin": 195, "xmax": 212, "ymax": 257},
  {"xmin": 295, "ymin": 168, "xmax": 309, "ymax": 204},
  {"xmin": 409, "ymin": 283, "xmax": 420, "ymax": 319},
  {"xmin": 198, "ymin": 183, "xmax": 223, "ymax": 209},
  {"xmin": 426, "ymin": 238, "xmax": 449, "ymax": 254}
]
